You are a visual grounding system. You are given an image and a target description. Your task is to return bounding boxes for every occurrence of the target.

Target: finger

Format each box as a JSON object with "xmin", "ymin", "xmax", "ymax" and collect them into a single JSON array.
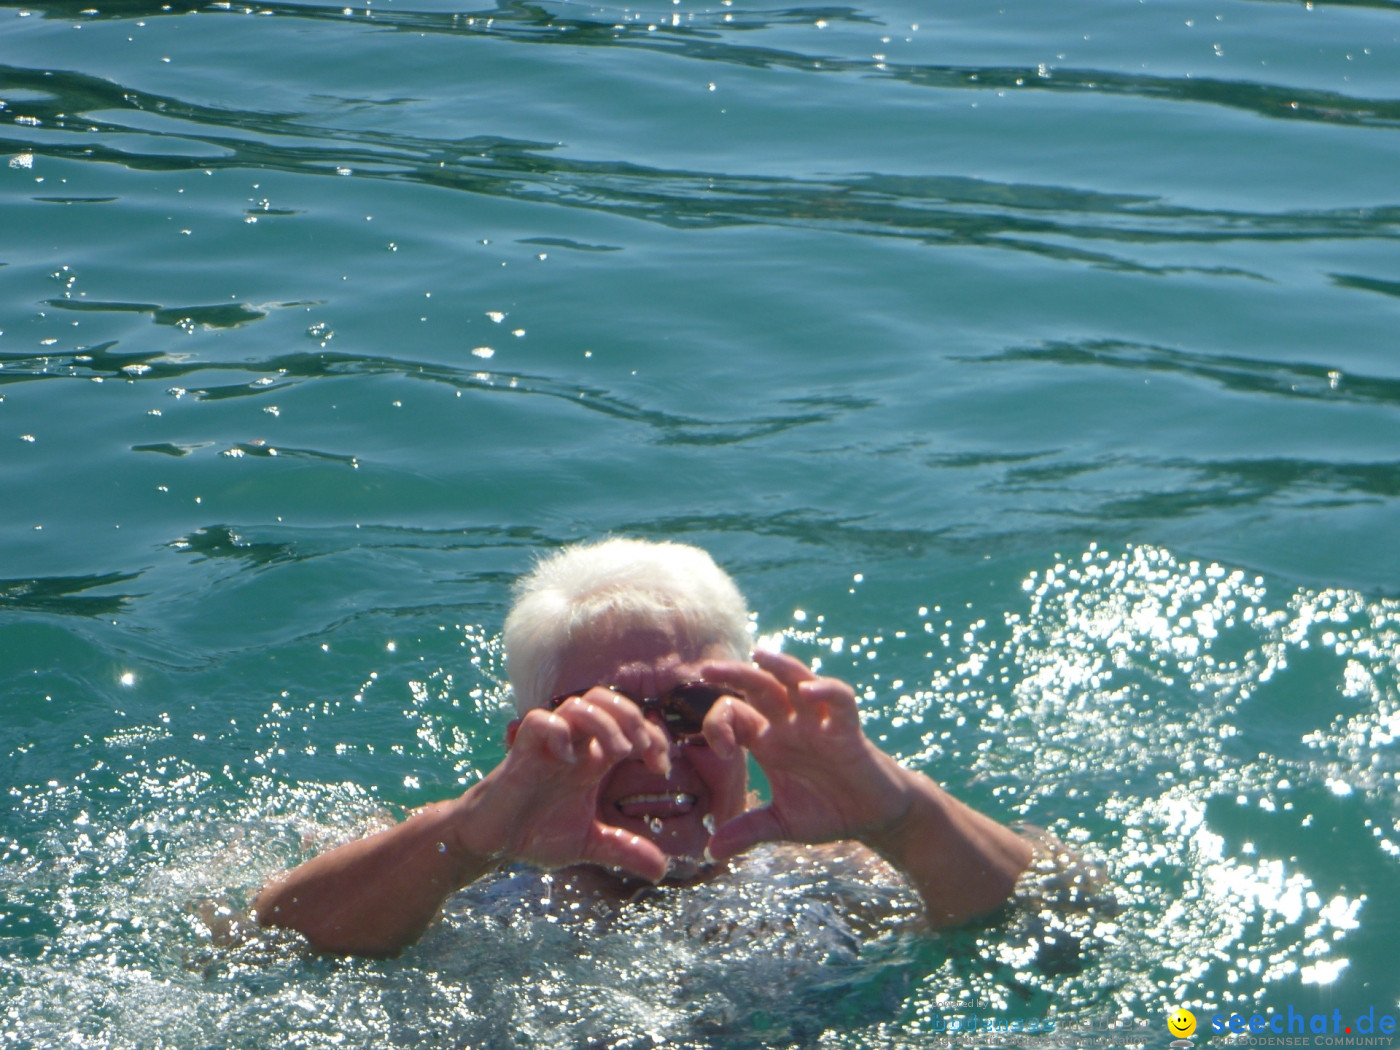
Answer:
[
  {"xmin": 796, "ymin": 677, "xmax": 861, "ymax": 731},
  {"xmin": 751, "ymin": 651, "xmax": 851, "ymax": 729},
  {"xmin": 512, "ymin": 708, "xmax": 577, "ymax": 765},
  {"xmin": 582, "ymin": 687, "xmax": 671, "ymax": 777},
  {"xmin": 550, "ymin": 698, "xmax": 635, "ymax": 768},
  {"xmin": 700, "ymin": 660, "xmax": 794, "ymax": 724},
  {"xmin": 582, "ymin": 823, "xmax": 669, "ymax": 883},
  {"xmin": 702, "ymin": 694, "xmax": 768, "ymax": 759},
  {"xmin": 752, "ymin": 648, "xmax": 819, "ymax": 687},
  {"xmin": 707, "ymin": 806, "xmax": 789, "ymax": 863}
]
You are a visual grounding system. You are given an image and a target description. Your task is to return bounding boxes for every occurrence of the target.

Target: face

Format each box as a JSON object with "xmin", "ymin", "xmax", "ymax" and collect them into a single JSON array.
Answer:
[
  {"xmin": 1168, "ymin": 1009, "xmax": 1196, "ymax": 1039},
  {"xmin": 548, "ymin": 624, "xmax": 749, "ymax": 869}
]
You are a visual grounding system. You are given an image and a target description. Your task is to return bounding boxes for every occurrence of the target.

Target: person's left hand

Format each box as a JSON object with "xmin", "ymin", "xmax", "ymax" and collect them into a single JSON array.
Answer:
[{"xmin": 698, "ymin": 649, "xmax": 915, "ymax": 862}]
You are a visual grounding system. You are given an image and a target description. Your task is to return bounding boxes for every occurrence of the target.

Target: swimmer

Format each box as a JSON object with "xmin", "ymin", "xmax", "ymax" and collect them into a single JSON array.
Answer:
[{"xmin": 253, "ymin": 538, "xmax": 1038, "ymax": 956}]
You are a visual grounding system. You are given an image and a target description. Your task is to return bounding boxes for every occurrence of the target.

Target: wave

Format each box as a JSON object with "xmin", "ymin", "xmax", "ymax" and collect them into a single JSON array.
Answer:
[
  {"xmin": 0, "ymin": 340, "xmax": 875, "ymax": 445},
  {"xmin": 3, "ymin": 36, "xmax": 1397, "ymax": 276},
  {"xmin": 12, "ymin": 0, "xmax": 1400, "ymax": 132},
  {"xmin": 970, "ymin": 338, "xmax": 1400, "ymax": 409},
  {"xmin": 0, "ymin": 571, "xmax": 143, "ymax": 616}
]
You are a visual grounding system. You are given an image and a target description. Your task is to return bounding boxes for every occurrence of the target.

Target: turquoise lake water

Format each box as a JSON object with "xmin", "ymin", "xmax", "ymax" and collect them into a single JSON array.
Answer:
[{"xmin": 3, "ymin": 0, "xmax": 1399, "ymax": 1045}]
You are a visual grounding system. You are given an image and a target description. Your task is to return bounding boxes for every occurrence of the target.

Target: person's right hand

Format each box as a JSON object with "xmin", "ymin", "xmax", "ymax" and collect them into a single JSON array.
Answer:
[
  {"xmin": 254, "ymin": 686, "xmax": 676, "ymax": 956},
  {"xmin": 452, "ymin": 689, "xmax": 674, "ymax": 882}
]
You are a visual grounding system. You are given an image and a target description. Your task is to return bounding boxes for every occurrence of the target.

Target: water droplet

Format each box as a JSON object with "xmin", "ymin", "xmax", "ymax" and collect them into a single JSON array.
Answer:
[
  {"xmin": 702, "ymin": 813, "xmax": 716, "ymax": 834},
  {"xmin": 647, "ymin": 816, "xmax": 663, "ymax": 834},
  {"xmin": 436, "ymin": 841, "xmax": 447, "ymax": 853}
]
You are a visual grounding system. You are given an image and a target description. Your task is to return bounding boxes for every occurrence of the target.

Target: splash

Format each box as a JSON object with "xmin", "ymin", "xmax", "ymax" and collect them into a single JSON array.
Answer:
[
  {"xmin": 774, "ymin": 543, "xmax": 1393, "ymax": 1015},
  {"xmin": 4, "ymin": 546, "xmax": 1394, "ymax": 1045}
]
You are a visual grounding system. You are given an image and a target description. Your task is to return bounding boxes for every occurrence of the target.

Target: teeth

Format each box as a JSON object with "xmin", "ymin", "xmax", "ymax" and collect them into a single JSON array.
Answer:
[{"xmin": 619, "ymin": 792, "xmax": 696, "ymax": 807}]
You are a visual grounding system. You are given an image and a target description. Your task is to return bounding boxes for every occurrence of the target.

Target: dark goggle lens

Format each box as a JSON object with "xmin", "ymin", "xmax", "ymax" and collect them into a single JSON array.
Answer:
[
  {"xmin": 546, "ymin": 682, "xmax": 732, "ymax": 743},
  {"xmin": 654, "ymin": 682, "xmax": 727, "ymax": 739}
]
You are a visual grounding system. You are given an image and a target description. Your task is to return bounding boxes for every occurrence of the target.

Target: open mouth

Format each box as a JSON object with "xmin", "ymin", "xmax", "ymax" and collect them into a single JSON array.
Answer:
[{"xmin": 615, "ymin": 792, "xmax": 697, "ymax": 820}]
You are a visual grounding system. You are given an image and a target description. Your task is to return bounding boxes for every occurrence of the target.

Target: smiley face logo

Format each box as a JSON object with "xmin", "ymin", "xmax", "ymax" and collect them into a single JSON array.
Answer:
[{"xmin": 1168, "ymin": 1008, "xmax": 1197, "ymax": 1039}]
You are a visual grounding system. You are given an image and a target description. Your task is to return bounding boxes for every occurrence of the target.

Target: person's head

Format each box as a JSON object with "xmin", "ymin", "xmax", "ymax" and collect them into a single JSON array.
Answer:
[
  {"xmin": 503, "ymin": 538, "xmax": 754, "ymax": 868},
  {"xmin": 504, "ymin": 537, "xmax": 751, "ymax": 714}
]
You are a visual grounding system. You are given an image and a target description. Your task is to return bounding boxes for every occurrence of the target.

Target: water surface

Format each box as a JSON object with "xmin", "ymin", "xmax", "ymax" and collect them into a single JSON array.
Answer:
[{"xmin": 3, "ymin": 0, "xmax": 1399, "ymax": 1045}]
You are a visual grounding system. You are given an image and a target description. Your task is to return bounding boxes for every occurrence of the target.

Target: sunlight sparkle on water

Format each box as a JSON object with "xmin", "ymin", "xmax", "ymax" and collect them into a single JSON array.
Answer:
[
  {"xmin": 1300, "ymin": 958, "xmax": 1349, "ymax": 985},
  {"xmin": 7, "ymin": 545, "xmax": 1395, "ymax": 1042},
  {"xmin": 768, "ymin": 543, "xmax": 1392, "ymax": 1006}
]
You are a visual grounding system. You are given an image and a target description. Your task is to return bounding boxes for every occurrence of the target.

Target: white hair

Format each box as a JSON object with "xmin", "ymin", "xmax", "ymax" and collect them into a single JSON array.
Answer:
[{"xmin": 504, "ymin": 538, "xmax": 750, "ymax": 713}]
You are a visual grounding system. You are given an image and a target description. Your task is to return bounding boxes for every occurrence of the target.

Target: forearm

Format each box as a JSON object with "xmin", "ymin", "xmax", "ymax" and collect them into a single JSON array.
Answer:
[
  {"xmin": 860, "ymin": 771, "xmax": 1033, "ymax": 928},
  {"xmin": 253, "ymin": 792, "xmax": 497, "ymax": 956}
]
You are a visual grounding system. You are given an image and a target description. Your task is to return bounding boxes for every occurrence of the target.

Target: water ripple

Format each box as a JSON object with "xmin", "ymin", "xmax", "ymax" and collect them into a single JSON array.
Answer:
[
  {"xmin": 14, "ymin": 0, "xmax": 1399, "ymax": 133},
  {"xmin": 41, "ymin": 299, "xmax": 279, "ymax": 329},
  {"xmin": 0, "ymin": 571, "xmax": 142, "ymax": 617},
  {"xmin": 0, "ymin": 342, "xmax": 871, "ymax": 445},
  {"xmin": 3, "ymin": 58, "xmax": 1396, "ymax": 272},
  {"xmin": 973, "ymin": 339, "xmax": 1400, "ymax": 408}
]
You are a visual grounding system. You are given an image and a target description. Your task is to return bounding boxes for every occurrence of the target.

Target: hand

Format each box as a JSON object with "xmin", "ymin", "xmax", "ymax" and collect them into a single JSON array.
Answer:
[
  {"xmin": 253, "ymin": 687, "xmax": 680, "ymax": 955},
  {"xmin": 462, "ymin": 689, "xmax": 674, "ymax": 882},
  {"xmin": 703, "ymin": 650, "xmax": 1035, "ymax": 926},
  {"xmin": 699, "ymin": 649, "xmax": 914, "ymax": 862}
]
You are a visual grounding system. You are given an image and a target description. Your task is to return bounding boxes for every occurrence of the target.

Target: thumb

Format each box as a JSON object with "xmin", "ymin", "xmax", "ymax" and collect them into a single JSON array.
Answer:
[
  {"xmin": 707, "ymin": 805, "xmax": 789, "ymax": 863},
  {"xmin": 581, "ymin": 823, "xmax": 670, "ymax": 883}
]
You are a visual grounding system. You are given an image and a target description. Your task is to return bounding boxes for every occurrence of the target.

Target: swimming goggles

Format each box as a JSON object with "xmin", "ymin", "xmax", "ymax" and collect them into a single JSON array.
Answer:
[{"xmin": 545, "ymin": 681, "xmax": 733, "ymax": 745}]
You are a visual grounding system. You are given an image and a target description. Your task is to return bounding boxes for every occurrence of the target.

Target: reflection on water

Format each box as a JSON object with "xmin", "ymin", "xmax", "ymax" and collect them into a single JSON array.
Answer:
[
  {"xmin": 41, "ymin": 298, "xmax": 275, "ymax": 329},
  {"xmin": 3, "ymin": 544, "xmax": 1394, "ymax": 1046},
  {"xmin": 4, "ymin": 16, "xmax": 1397, "ymax": 279},
  {"xmin": 12, "ymin": 0, "xmax": 1399, "ymax": 129},
  {"xmin": 785, "ymin": 545, "xmax": 1391, "ymax": 1013},
  {"xmin": 3, "ymin": 0, "xmax": 1396, "ymax": 1040},
  {"xmin": 1330, "ymin": 272, "xmax": 1400, "ymax": 300},
  {"xmin": 0, "ymin": 570, "xmax": 141, "ymax": 616},
  {"xmin": 974, "ymin": 339, "xmax": 1400, "ymax": 409},
  {"xmin": 0, "ymin": 340, "xmax": 873, "ymax": 445}
]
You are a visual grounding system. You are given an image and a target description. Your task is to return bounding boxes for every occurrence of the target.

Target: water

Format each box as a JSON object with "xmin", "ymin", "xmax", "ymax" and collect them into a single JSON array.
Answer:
[{"xmin": 2, "ymin": 0, "xmax": 1398, "ymax": 1045}]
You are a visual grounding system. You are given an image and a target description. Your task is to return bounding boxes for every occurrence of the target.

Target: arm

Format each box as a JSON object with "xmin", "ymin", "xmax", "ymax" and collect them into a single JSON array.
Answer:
[
  {"xmin": 701, "ymin": 649, "xmax": 1032, "ymax": 927},
  {"xmin": 857, "ymin": 768, "xmax": 1033, "ymax": 925},
  {"xmin": 254, "ymin": 691, "xmax": 673, "ymax": 956},
  {"xmin": 252, "ymin": 793, "xmax": 496, "ymax": 957}
]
